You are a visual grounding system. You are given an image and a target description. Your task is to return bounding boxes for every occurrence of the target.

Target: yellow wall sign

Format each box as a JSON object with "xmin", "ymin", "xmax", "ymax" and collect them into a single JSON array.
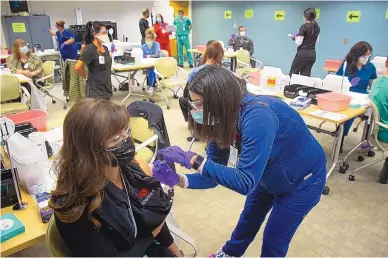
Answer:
[
  {"xmin": 346, "ymin": 10, "xmax": 361, "ymax": 23},
  {"xmin": 385, "ymin": 7, "xmax": 388, "ymax": 19},
  {"xmin": 245, "ymin": 9, "xmax": 254, "ymax": 19},
  {"xmin": 224, "ymin": 10, "xmax": 232, "ymax": 19},
  {"xmin": 274, "ymin": 11, "xmax": 285, "ymax": 21},
  {"xmin": 12, "ymin": 23, "xmax": 26, "ymax": 33},
  {"xmin": 315, "ymin": 8, "xmax": 320, "ymax": 19}
]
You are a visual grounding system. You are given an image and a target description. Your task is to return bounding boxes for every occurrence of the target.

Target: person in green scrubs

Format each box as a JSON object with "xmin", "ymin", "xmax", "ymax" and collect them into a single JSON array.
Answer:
[
  {"xmin": 173, "ymin": 9, "xmax": 193, "ymax": 68},
  {"xmin": 370, "ymin": 55, "xmax": 388, "ymax": 184}
]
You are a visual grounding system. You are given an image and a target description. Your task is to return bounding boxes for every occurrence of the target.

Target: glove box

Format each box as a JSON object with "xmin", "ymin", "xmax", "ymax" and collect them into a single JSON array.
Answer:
[{"xmin": 284, "ymin": 84, "xmax": 331, "ymax": 105}]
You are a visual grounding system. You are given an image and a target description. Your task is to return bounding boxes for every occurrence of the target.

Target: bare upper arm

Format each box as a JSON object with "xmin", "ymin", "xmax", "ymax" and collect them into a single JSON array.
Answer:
[
  {"xmin": 74, "ymin": 60, "xmax": 85, "ymax": 71},
  {"xmin": 134, "ymin": 155, "xmax": 152, "ymax": 176}
]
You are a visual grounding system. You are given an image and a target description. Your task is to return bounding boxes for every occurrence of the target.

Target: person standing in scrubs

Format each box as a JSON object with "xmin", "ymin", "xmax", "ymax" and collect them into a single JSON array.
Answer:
[
  {"xmin": 153, "ymin": 14, "xmax": 171, "ymax": 56},
  {"xmin": 370, "ymin": 55, "xmax": 388, "ymax": 184},
  {"xmin": 336, "ymin": 41, "xmax": 377, "ymax": 142},
  {"xmin": 173, "ymin": 9, "xmax": 193, "ymax": 68},
  {"xmin": 48, "ymin": 20, "xmax": 77, "ymax": 61},
  {"xmin": 289, "ymin": 8, "xmax": 320, "ymax": 76}
]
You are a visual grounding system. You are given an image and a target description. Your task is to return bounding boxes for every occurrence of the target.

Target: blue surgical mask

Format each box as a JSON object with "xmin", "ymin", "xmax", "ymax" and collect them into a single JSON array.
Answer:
[
  {"xmin": 20, "ymin": 46, "xmax": 29, "ymax": 54},
  {"xmin": 146, "ymin": 41, "xmax": 153, "ymax": 48},
  {"xmin": 190, "ymin": 110, "xmax": 203, "ymax": 124}
]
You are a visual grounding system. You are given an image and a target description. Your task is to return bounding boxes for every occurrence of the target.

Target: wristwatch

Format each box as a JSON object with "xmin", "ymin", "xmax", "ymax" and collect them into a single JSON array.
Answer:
[{"xmin": 192, "ymin": 155, "xmax": 205, "ymax": 171}]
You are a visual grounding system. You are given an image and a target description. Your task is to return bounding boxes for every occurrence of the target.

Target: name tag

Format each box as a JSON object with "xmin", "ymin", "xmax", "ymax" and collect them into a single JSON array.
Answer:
[
  {"xmin": 99, "ymin": 56, "xmax": 105, "ymax": 64},
  {"xmin": 228, "ymin": 145, "xmax": 238, "ymax": 168},
  {"xmin": 162, "ymin": 29, "xmax": 166, "ymax": 34}
]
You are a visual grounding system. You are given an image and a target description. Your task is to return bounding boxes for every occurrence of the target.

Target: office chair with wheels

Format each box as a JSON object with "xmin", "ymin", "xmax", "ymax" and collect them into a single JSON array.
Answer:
[
  {"xmin": 0, "ymin": 74, "xmax": 30, "ymax": 115},
  {"xmin": 39, "ymin": 53, "xmax": 63, "ymax": 81},
  {"xmin": 348, "ymin": 97, "xmax": 388, "ymax": 181},
  {"xmin": 236, "ymin": 49, "xmax": 263, "ymax": 79},
  {"xmin": 154, "ymin": 57, "xmax": 188, "ymax": 109},
  {"xmin": 36, "ymin": 61, "xmax": 68, "ymax": 109}
]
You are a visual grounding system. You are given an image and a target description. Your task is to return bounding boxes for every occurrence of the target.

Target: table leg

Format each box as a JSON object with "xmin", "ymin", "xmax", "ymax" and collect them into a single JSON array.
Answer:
[{"xmin": 121, "ymin": 69, "xmax": 145, "ymax": 106}]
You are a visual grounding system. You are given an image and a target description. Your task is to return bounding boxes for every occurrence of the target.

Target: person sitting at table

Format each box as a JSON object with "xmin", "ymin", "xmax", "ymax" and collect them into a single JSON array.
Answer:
[
  {"xmin": 7, "ymin": 39, "xmax": 44, "ymax": 93},
  {"xmin": 75, "ymin": 21, "xmax": 113, "ymax": 100},
  {"xmin": 336, "ymin": 41, "xmax": 377, "ymax": 152},
  {"xmin": 371, "ymin": 55, "xmax": 388, "ymax": 184},
  {"xmin": 49, "ymin": 99, "xmax": 180, "ymax": 257},
  {"xmin": 141, "ymin": 28, "xmax": 161, "ymax": 94},
  {"xmin": 179, "ymin": 40, "xmax": 224, "ymax": 142}
]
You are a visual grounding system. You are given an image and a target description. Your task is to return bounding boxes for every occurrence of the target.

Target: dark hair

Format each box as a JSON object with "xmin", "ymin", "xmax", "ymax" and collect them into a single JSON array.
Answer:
[
  {"xmin": 345, "ymin": 41, "xmax": 373, "ymax": 76},
  {"xmin": 201, "ymin": 40, "xmax": 224, "ymax": 66},
  {"xmin": 304, "ymin": 8, "xmax": 316, "ymax": 21},
  {"xmin": 83, "ymin": 21, "xmax": 105, "ymax": 45},
  {"xmin": 56, "ymin": 20, "xmax": 65, "ymax": 28},
  {"xmin": 188, "ymin": 65, "xmax": 247, "ymax": 148},
  {"xmin": 238, "ymin": 26, "xmax": 245, "ymax": 31},
  {"xmin": 156, "ymin": 14, "xmax": 164, "ymax": 24}
]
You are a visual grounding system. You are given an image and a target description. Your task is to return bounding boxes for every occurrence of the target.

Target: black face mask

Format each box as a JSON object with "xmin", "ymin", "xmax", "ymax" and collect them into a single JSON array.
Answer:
[{"xmin": 106, "ymin": 138, "xmax": 136, "ymax": 167}]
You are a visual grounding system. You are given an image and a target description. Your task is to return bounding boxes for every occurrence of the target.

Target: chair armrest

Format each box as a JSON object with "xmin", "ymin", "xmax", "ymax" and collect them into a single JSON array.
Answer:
[
  {"xmin": 135, "ymin": 134, "xmax": 158, "ymax": 152},
  {"xmin": 154, "ymin": 70, "xmax": 164, "ymax": 80},
  {"xmin": 237, "ymin": 59, "xmax": 250, "ymax": 68},
  {"xmin": 35, "ymin": 73, "xmax": 54, "ymax": 84},
  {"xmin": 20, "ymin": 86, "xmax": 31, "ymax": 107},
  {"xmin": 250, "ymin": 57, "xmax": 263, "ymax": 69},
  {"xmin": 376, "ymin": 121, "xmax": 388, "ymax": 130},
  {"xmin": 167, "ymin": 222, "xmax": 199, "ymax": 257}
]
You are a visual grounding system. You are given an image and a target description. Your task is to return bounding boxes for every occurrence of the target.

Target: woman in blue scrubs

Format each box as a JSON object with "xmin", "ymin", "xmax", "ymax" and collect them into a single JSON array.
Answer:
[
  {"xmin": 48, "ymin": 20, "xmax": 77, "ymax": 61},
  {"xmin": 336, "ymin": 41, "xmax": 377, "ymax": 145},
  {"xmin": 154, "ymin": 65, "xmax": 327, "ymax": 257}
]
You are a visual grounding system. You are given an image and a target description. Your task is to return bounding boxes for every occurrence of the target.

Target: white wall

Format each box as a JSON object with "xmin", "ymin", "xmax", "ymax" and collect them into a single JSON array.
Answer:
[{"xmin": 1, "ymin": 1, "xmax": 155, "ymax": 47}]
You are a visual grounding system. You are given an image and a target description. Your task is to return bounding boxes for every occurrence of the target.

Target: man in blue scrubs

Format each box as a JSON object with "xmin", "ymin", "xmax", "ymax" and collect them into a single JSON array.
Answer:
[{"xmin": 48, "ymin": 20, "xmax": 77, "ymax": 61}]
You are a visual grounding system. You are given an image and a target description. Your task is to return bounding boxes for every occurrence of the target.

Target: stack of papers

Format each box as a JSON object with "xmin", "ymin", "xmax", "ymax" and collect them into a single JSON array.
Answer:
[{"xmin": 309, "ymin": 109, "xmax": 348, "ymax": 121}]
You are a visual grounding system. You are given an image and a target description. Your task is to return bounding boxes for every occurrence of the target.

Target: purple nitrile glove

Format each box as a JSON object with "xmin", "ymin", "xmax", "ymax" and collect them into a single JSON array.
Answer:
[
  {"xmin": 350, "ymin": 77, "xmax": 361, "ymax": 87},
  {"xmin": 157, "ymin": 146, "xmax": 196, "ymax": 169},
  {"xmin": 231, "ymin": 33, "xmax": 236, "ymax": 39},
  {"xmin": 110, "ymin": 43, "xmax": 115, "ymax": 53},
  {"xmin": 44, "ymin": 28, "xmax": 49, "ymax": 34},
  {"xmin": 60, "ymin": 43, "xmax": 66, "ymax": 49},
  {"xmin": 152, "ymin": 160, "xmax": 180, "ymax": 187}
]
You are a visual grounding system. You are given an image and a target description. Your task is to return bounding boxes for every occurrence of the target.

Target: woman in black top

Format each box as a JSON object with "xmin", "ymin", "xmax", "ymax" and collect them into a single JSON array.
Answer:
[
  {"xmin": 289, "ymin": 8, "xmax": 320, "ymax": 77},
  {"xmin": 49, "ymin": 99, "xmax": 180, "ymax": 257},
  {"xmin": 75, "ymin": 21, "xmax": 113, "ymax": 100}
]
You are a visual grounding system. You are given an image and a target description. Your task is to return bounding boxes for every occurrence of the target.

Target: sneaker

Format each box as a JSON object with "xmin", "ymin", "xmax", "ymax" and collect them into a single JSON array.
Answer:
[
  {"xmin": 189, "ymin": 64, "xmax": 194, "ymax": 68},
  {"xmin": 178, "ymin": 64, "xmax": 184, "ymax": 68},
  {"xmin": 209, "ymin": 250, "xmax": 232, "ymax": 258},
  {"xmin": 146, "ymin": 87, "xmax": 154, "ymax": 94}
]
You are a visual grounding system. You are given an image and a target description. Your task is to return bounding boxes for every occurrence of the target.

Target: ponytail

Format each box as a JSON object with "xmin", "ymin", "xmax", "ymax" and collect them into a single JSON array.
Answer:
[{"xmin": 83, "ymin": 21, "xmax": 105, "ymax": 45}]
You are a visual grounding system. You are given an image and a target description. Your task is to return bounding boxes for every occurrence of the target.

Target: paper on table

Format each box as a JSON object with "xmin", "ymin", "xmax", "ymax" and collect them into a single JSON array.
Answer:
[{"xmin": 309, "ymin": 109, "xmax": 348, "ymax": 121}]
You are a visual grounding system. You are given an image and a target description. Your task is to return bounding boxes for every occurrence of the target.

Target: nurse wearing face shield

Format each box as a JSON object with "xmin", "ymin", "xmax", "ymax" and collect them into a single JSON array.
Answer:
[
  {"xmin": 152, "ymin": 65, "xmax": 327, "ymax": 257},
  {"xmin": 336, "ymin": 41, "xmax": 377, "ymax": 147},
  {"xmin": 74, "ymin": 21, "xmax": 113, "ymax": 100}
]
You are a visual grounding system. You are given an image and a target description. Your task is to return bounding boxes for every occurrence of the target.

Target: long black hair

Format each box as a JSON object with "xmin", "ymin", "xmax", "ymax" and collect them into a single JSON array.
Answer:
[
  {"xmin": 345, "ymin": 41, "xmax": 373, "ymax": 76},
  {"xmin": 156, "ymin": 14, "xmax": 164, "ymax": 24},
  {"xmin": 83, "ymin": 21, "xmax": 105, "ymax": 45},
  {"xmin": 188, "ymin": 65, "xmax": 247, "ymax": 148},
  {"xmin": 304, "ymin": 8, "xmax": 319, "ymax": 37}
]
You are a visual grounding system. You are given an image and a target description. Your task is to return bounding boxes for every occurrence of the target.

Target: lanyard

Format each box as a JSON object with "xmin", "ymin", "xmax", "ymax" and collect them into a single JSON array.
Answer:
[{"xmin": 120, "ymin": 171, "xmax": 138, "ymax": 237}]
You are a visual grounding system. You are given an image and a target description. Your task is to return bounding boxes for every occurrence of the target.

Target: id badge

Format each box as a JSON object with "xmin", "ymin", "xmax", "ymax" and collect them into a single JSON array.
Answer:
[
  {"xmin": 162, "ymin": 29, "xmax": 166, "ymax": 33},
  {"xmin": 228, "ymin": 145, "xmax": 239, "ymax": 168},
  {"xmin": 99, "ymin": 56, "xmax": 105, "ymax": 64},
  {"xmin": 24, "ymin": 63, "xmax": 29, "ymax": 69}
]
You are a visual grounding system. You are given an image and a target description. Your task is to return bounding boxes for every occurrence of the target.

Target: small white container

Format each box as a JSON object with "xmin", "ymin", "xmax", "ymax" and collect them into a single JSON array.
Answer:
[{"xmin": 28, "ymin": 132, "xmax": 48, "ymax": 159}]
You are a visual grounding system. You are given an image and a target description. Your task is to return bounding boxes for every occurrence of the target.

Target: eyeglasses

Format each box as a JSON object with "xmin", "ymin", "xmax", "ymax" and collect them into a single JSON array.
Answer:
[
  {"xmin": 188, "ymin": 100, "xmax": 203, "ymax": 110},
  {"xmin": 110, "ymin": 128, "xmax": 131, "ymax": 149}
]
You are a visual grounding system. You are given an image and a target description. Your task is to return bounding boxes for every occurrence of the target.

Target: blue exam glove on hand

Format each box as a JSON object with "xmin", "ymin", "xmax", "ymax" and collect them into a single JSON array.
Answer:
[
  {"xmin": 157, "ymin": 146, "xmax": 196, "ymax": 169},
  {"xmin": 152, "ymin": 160, "xmax": 180, "ymax": 187},
  {"xmin": 231, "ymin": 33, "xmax": 236, "ymax": 40},
  {"xmin": 350, "ymin": 77, "xmax": 361, "ymax": 87},
  {"xmin": 110, "ymin": 43, "xmax": 115, "ymax": 53}
]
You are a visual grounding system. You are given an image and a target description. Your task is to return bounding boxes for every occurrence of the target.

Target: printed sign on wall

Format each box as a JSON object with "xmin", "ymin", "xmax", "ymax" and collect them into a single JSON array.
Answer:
[
  {"xmin": 224, "ymin": 10, "xmax": 232, "ymax": 19},
  {"xmin": 274, "ymin": 11, "xmax": 285, "ymax": 21},
  {"xmin": 315, "ymin": 8, "xmax": 320, "ymax": 19},
  {"xmin": 12, "ymin": 23, "xmax": 26, "ymax": 33},
  {"xmin": 346, "ymin": 10, "xmax": 361, "ymax": 23},
  {"xmin": 245, "ymin": 9, "xmax": 254, "ymax": 19},
  {"xmin": 385, "ymin": 7, "xmax": 388, "ymax": 19}
]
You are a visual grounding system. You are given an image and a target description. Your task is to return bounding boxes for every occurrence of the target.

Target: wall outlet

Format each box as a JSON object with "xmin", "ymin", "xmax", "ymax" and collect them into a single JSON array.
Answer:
[
  {"xmin": 233, "ymin": 22, "xmax": 237, "ymax": 28},
  {"xmin": 344, "ymin": 38, "xmax": 348, "ymax": 44}
]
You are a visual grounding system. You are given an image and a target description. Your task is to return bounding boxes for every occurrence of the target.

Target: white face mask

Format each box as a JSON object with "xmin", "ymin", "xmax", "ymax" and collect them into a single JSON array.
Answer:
[
  {"xmin": 239, "ymin": 31, "xmax": 246, "ymax": 37},
  {"xmin": 96, "ymin": 34, "xmax": 110, "ymax": 43},
  {"xmin": 156, "ymin": 17, "xmax": 162, "ymax": 23},
  {"xmin": 358, "ymin": 56, "xmax": 370, "ymax": 65}
]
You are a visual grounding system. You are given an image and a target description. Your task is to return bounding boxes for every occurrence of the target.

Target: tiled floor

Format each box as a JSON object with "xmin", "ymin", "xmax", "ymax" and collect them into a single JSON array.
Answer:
[{"xmin": 11, "ymin": 72, "xmax": 388, "ymax": 257}]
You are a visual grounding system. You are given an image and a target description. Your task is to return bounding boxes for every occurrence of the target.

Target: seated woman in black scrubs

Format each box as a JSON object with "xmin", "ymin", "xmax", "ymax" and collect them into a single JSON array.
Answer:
[
  {"xmin": 74, "ymin": 21, "xmax": 113, "ymax": 100},
  {"xmin": 49, "ymin": 99, "xmax": 180, "ymax": 257}
]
